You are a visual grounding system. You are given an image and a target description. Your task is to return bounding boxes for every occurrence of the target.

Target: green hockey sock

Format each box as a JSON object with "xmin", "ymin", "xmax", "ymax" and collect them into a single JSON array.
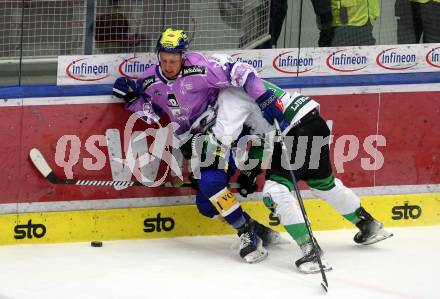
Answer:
[
  {"xmin": 343, "ymin": 207, "xmax": 362, "ymax": 224},
  {"xmin": 284, "ymin": 223, "xmax": 310, "ymax": 246}
]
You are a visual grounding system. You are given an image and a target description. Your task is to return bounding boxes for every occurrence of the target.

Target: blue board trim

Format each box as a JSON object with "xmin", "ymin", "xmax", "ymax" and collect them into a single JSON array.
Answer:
[{"xmin": 1, "ymin": 72, "xmax": 440, "ymax": 99}]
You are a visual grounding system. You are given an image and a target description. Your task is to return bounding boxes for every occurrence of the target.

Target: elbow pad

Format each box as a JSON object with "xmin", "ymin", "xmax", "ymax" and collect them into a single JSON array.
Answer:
[{"xmin": 229, "ymin": 62, "xmax": 258, "ymax": 88}]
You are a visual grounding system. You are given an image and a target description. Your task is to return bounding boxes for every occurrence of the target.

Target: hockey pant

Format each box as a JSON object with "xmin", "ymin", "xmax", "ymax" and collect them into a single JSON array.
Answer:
[
  {"xmin": 195, "ymin": 162, "xmax": 253, "ymax": 229},
  {"xmin": 262, "ymin": 115, "xmax": 361, "ymax": 245}
]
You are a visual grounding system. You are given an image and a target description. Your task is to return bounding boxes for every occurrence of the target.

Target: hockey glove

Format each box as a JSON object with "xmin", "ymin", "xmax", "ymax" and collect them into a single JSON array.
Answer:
[
  {"xmin": 237, "ymin": 167, "xmax": 261, "ymax": 197},
  {"xmin": 112, "ymin": 77, "xmax": 139, "ymax": 103},
  {"xmin": 256, "ymin": 89, "xmax": 288, "ymax": 129}
]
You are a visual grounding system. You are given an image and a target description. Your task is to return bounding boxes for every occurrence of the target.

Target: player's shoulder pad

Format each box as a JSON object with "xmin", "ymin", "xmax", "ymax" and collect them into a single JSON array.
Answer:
[{"xmin": 230, "ymin": 61, "xmax": 258, "ymax": 88}]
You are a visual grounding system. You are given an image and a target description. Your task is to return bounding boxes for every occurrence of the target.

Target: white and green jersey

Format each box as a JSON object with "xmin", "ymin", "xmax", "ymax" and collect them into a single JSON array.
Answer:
[{"xmin": 263, "ymin": 80, "xmax": 320, "ymax": 134}]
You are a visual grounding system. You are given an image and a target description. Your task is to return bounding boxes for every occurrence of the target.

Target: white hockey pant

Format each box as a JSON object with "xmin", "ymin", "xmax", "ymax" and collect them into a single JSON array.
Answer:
[
  {"xmin": 262, "ymin": 178, "xmax": 361, "ymax": 225},
  {"xmin": 310, "ymin": 178, "xmax": 361, "ymax": 216},
  {"xmin": 262, "ymin": 180, "xmax": 305, "ymax": 226}
]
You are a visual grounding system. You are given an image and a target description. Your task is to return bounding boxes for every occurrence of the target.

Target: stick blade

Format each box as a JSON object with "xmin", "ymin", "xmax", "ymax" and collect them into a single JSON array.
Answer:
[
  {"xmin": 29, "ymin": 148, "xmax": 53, "ymax": 178},
  {"xmin": 321, "ymin": 281, "xmax": 328, "ymax": 293},
  {"xmin": 113, "ymin": 184, "xmax": 128, "ymax": 191}
]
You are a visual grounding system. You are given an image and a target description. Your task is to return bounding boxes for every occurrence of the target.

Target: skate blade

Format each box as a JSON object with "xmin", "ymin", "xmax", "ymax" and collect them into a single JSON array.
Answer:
[
  {"xmin": 243, "ymin": 247, "xmax": 268, "ymax": 264},
  {"xmin": 361, "ymin": 230, "xmax": 393, "ymax": 245},
  {"xmin": 297, "ymin": 259, "xmax": 333, "ymax": 274}
]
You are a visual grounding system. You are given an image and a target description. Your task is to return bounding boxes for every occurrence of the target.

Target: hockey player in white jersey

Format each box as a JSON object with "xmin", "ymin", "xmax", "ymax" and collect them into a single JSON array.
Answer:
[{"xmin": 209, "ymin": 54, "xmax": 393, "ymax": 274}]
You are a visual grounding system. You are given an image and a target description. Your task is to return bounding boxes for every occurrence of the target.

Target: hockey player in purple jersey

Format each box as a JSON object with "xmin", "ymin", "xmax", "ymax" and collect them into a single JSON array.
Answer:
[{"xmin": 112, "ymin": 28, "xmax": 284, "ymax": 263}]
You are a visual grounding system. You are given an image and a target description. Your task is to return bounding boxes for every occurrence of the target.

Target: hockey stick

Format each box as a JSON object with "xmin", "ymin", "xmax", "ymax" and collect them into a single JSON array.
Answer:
[
  {"xmin": 29, "ymin": 148, "xmax": 239, "ymax": 189},
  {"xmin": 273, "ymin": 121, "xmax": 329, "ymax": 293}
]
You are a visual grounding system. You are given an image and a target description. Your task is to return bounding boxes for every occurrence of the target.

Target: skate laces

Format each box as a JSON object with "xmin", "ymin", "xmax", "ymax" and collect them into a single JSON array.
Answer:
[
  {"xmin": 240, "ymin": 232, "xmax": 254, "ymax": 249},
  {"xmin": 300, "ymin": 239, "xmax": 322, "ymax": 257},
  {"xmin": 300, "ymin": 241, "xmax": 314, "ymax": 256}
]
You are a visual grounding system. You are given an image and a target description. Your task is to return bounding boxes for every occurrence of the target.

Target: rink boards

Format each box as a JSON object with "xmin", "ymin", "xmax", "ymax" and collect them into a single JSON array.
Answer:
[
  {"xmin": 0, "ymin": 193, "xmax": 438, "ymax": 245},
  {"xmin": 0, "ymin": 83, "xmax": 439, "ymax": 245}
]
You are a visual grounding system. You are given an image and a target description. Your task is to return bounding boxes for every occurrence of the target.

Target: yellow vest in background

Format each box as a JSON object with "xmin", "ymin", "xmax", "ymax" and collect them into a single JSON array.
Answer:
[
  {"xmin": 409, "ymin": 0, "xmax": 440, "ymax": 3},
  {"xmin": 331, "ymin": 0, "xmax": 380, "ymax": 27}
]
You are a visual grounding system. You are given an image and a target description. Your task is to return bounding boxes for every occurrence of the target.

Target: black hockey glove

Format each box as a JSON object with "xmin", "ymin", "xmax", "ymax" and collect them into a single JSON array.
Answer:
[
  {"xmin": 237, "ymin": 166, "xmax": 261, "ymax": 197},
  {"xmin": 112, "ymin": 77, "xmax": 139, "ymax": 103}
]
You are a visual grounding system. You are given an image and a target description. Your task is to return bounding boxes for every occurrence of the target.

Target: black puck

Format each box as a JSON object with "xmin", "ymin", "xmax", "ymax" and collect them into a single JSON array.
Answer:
[{"xmin": 91, "ymin": 241, "xmax": 103, "ymax": 247}]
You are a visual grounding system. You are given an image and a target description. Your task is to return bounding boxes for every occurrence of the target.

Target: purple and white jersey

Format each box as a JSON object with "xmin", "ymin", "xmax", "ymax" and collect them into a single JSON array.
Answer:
[{"xmin": 126, "ymin": 52, "xmax": 266, "ymax": 138}]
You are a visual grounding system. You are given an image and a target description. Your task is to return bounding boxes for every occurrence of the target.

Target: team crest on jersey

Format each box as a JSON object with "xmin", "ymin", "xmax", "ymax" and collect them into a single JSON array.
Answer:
[
  {"xmin": 141, "ymin": 76, "xmax": 155, "ymax": 90},
  {"xmin": 167, "ymin": 94, "xmax": 179, "ymax": 108},
  {"xmin": 182, "ymin": 65, "xmax": 206, "ymax": 76},
  {"xmin": 167, "ymin": 94, "xmax": 181, "ymax": 117}
]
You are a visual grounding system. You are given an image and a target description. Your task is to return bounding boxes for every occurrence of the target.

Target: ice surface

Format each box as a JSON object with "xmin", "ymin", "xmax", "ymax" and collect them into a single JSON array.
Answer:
[{"xmin": 0, "ymin": 226, "xmax": 438, "ymax": 299}]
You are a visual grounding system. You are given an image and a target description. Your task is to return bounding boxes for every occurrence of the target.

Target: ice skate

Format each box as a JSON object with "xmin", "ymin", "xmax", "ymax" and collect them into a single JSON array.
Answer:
[
  {"xmin": 295, "ymin": 239, "xmax": 332, "ymax": 274},
  {"xmin": 237, "ymin": 220, "xmax": 268, "ymax": 263},
  {"xmin": 253, "ymin": 221, "xmax": 287, "ymax": 246},
  {"xmin": 354, "ymin": 208, "xmax": 393, "ymax": 245}
]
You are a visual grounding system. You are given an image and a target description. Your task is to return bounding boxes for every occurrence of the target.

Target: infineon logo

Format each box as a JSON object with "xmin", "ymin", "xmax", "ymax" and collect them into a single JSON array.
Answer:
[
  {"xmin": 425, "ymin": 47, "xmax": 440, "ymax": 68},
  {"xmin": 66, "ymin": 58, "xmax": 109, "ymax": 81},
  {"xmin": 376, "ymin": 48, "xmax": 417, "ymax": 71},
  {"xmin": 231, "ymin": 53, "xmax": 263, "ymax": 72},
  {"xmin": 326, "ymin": 49, "xmax": 368, "ymax": 72},
  {"xmin": 119, "ymin": 56, "xmax": 155, "ymax": 79},
  {"xmin": 272, "ymin": 51, "xmax": 314, "ymax": 74}
]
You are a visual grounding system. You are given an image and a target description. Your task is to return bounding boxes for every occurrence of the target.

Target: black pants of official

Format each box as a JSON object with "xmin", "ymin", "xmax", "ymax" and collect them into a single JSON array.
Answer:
[
  {"xmin": 319, "ymin": 23, "xmax": 376, "ymax": 47},
  {"xmin": 396, "ymin": 0, "xmax": 440, "ymax": 43},
  {"xmin": 256, "ymin": 0, "xmax": 288, "ymax": 49}
]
